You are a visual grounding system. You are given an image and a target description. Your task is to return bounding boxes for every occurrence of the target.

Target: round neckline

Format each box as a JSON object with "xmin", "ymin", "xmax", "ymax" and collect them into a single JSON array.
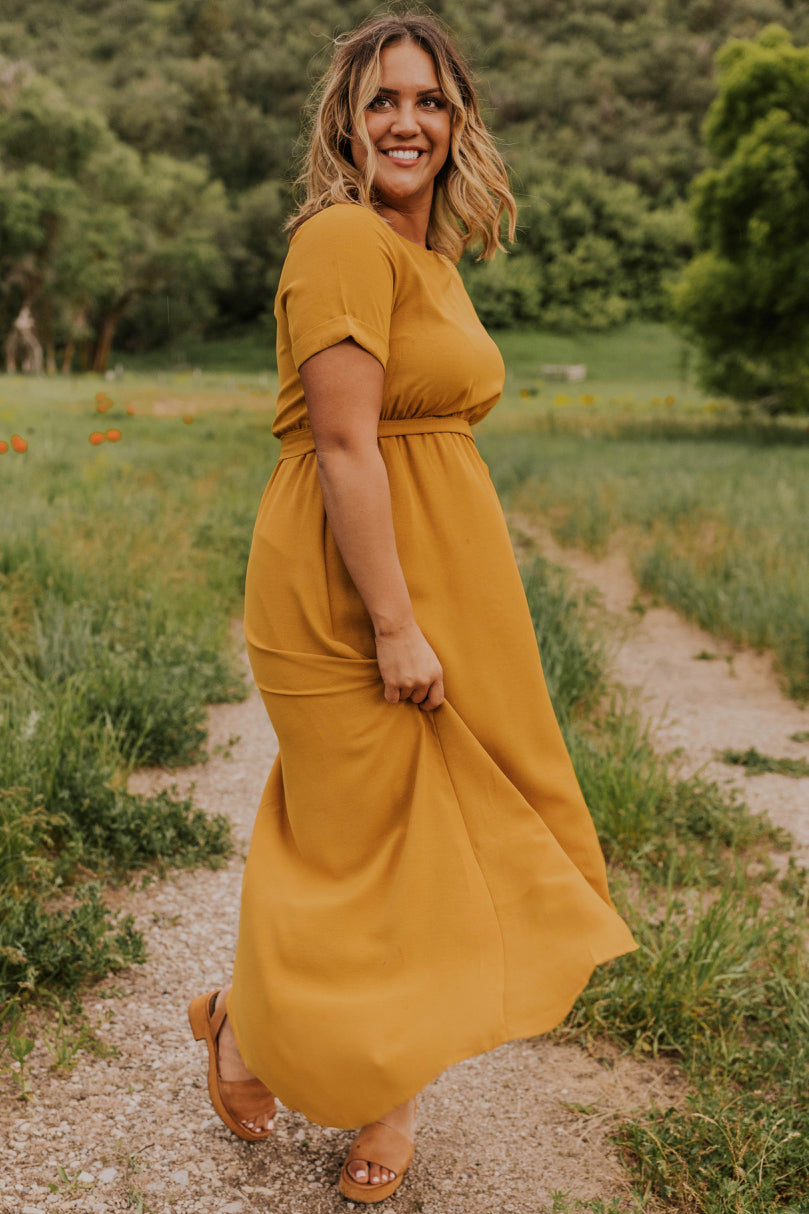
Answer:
[{"xmin": 373, "ymin": 209, "xmax": 441, "ymax": 256}]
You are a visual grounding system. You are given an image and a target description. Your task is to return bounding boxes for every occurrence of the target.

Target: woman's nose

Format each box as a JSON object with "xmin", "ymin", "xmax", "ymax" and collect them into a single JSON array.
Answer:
[{"xmin": 390, "ymin": 104, "xmax": 420, "ymax": 136}]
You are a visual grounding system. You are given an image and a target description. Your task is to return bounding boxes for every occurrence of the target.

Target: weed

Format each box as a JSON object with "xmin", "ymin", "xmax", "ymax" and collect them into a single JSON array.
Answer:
[
  {"xmin": 779, "ymin": 857, "xmax": 809, "ymax": 906},
  {"xmin": 6, "ymin": 1026, "xmax": 35, "ymax": 1099},
  {"xmin": 720, "ymin": 748, "xmax": 809, "ymax": 778},
  {"xmin": 551, "ymin": 1192, "xmax": 649, "ymax": 1213},
  {"xmin": 0, "ymin": 884, "xmax": 146, "ymax": 1007},
  {"xmin": 48, "ymin": 1165, "xmax": 95, "ymax": 1194},
  {"xmin": 41, "ymin": 1002, "xmax": 119, "ymax": 1071}
]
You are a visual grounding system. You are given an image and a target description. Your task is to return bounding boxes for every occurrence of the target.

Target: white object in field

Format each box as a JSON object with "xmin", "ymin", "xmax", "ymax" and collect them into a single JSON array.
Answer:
[{"xmin": 540, "ymin": 364, "xmax": 587, "ymax": 381}]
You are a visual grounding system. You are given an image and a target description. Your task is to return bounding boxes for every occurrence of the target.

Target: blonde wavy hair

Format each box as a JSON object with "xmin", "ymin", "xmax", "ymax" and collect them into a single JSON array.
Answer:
[{"xmin": 286, "ymin": 11, "xmax": 517, "ymax": 261}]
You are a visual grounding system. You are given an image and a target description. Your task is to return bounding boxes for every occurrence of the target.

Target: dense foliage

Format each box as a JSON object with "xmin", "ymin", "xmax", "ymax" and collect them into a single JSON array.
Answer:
[
  {"xmin": 671, "ymin": 25, "xmax": 809, "ymax": 413},
  {"xmin": 1, "ymin": 0, "xmax": 808, "ymax": 361}
]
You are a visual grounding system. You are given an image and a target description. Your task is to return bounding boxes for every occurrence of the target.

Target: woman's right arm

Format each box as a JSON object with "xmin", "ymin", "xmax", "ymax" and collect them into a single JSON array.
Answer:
[{"xmin": 299, "ymin": 338, "xmax": 444, "ymax": 712}]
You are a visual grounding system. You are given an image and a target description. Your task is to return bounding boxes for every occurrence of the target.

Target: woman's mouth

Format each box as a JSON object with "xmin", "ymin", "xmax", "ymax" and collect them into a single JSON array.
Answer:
[{"xmin": 382, "ymin": 149, "xmax": 426, "ymax": 163}]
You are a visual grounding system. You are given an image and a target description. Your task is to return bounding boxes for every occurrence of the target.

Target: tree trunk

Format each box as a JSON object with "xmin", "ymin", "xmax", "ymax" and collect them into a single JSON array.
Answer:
[
  {"xmin": 4, "ymin": 331, "xmax": 17, "ymax": 374},
  {"xmin": 92, "ymin": 313, "xmax": 119, "ymax": 374},
  {"xmin": 61, "ymin": 307, "xmax": 86, "ymax": 374},
  {"xmin": 4, "ymin": 304, "xmax": 44, "ymax": 374},
  {"xmin": 61, "ymin": 339, "xmax": 75, "ymax": 375}
]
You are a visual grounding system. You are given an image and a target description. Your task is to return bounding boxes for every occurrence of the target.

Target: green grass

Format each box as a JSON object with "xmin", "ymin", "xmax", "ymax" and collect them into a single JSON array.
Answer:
[
  {"xmin": 476, "ymin": 342, "xmax": 806, "ymax": 699},
  {"xmin": 721, "ymin": 748, "xmax": 809, "ymax": 779},
  {"xmin": 3, "ymin": 340, "xmax": 808, "ymax": 1209},
  {"xmin": 522, "ymin": 552, "xmax": 808, "ymax": 1213},
  {"xmin": 0, "ymin": 374, "xmax": 278, "ymax": 1012}
]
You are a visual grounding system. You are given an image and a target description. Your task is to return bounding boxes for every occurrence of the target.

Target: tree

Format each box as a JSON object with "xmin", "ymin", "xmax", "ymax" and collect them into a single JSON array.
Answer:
[
  {"xmin": 671, "ymin": 25, "xmax": 809, "ymax": 413},
  {"xmin": 461, "ymin": 164, "xmax": 690, "ymax": 331},
  {"xmin": 0, "ymin": 60, "xmax": 230, "ymax": 371}
]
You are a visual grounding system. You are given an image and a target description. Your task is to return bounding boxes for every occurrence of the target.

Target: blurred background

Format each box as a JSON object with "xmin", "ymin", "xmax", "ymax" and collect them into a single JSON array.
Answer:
[{"xmin": 1, "ymin": 0, "xmax": 807, "ymax": 413}]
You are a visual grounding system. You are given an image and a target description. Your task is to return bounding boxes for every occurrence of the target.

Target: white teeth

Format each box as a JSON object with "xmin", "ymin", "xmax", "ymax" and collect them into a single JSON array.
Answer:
[{"xmin": 384, "ymin": 149, "xmax": 421, "ymax": 161}]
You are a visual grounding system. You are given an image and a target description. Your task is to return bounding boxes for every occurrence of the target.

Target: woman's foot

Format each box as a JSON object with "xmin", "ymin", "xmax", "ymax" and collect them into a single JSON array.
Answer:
[
  {"xmin": 213, "ymin": 989, "xmax": 276, "ymax": 1134},
  {"xmin": 344, "ymin": 1097, "xmax": 417, "ymax": 1189},
  {"xmin": 188, "ymin": 987, "xmax": 277, "ymax": 1140}
]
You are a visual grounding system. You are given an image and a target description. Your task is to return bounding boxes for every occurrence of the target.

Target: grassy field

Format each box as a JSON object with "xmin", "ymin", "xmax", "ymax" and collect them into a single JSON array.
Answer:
[
  {"xmin": 0, "ymin": 374, "xmax": 276, "ymax": 1020},
  {"xmin": 1, "ymin": 324, "xmax": 808, "ymax": 1211},
  {"xmin": 478, "ymin": 325, "xmax": 809, "ymax": 703}
]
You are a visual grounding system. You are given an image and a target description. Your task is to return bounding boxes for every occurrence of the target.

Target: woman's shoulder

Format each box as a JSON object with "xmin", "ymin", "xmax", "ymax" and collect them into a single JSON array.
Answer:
[{"xmin": 290, "ymin": 204, "xmax": 398, "ymax": 254}]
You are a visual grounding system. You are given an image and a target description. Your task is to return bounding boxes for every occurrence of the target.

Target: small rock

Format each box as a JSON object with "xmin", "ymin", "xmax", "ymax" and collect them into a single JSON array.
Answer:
[
  {"xmin": 222, "ymin": 1204, "xmax": 243, "ymax": 1214},
  {"xmin": 22, "ymin": 1206, "xmax": 44, "ymax": 1214},
  {"xmin": 197, "ymin": 1159, "xmax": 217, "ymax": 1173},
  {"xmin": 98, "ymin": 1168, "xmax": 118, "ymax": 1184},
  {"xmin": 169, "ymin": 1169, "xmax": 189, "ymax": 1185},
  {"xmin": 77, "ymin": 1171, "xmax": 94, "ymax": 1184}
]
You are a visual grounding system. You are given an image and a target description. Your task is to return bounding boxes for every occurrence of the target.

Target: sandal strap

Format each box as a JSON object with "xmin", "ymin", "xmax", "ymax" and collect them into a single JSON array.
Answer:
[
  {"xmin": 345, "ymin": 1121, "xmax": 414, "ymax": 1174},
  {"xmin": 219, "ymin": 1076, "xmax": 276, "ymax": 1122},
  {"xmin": 208, "ymin": 990, "xmax": 226, "ymax": 1039}
]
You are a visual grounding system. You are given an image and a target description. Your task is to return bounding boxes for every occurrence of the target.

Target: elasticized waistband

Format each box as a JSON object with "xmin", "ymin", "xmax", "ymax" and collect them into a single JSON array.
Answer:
[{"xmin": 277, "ymin": 415, "xmax": 473, "ymax": 459}]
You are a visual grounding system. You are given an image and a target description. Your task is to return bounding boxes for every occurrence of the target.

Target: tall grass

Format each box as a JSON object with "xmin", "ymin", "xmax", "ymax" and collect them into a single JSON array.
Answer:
[
  {"xmin": 482, "ymin": 426, "xmax": 809, "ymax": 701},
  {"xmin": 0, "ymin": 378, "xmax": 279, "ymax": 1011},
  {"xmin": 522, "ymin": 554, "xmax": 808, "ymax": 1213}
]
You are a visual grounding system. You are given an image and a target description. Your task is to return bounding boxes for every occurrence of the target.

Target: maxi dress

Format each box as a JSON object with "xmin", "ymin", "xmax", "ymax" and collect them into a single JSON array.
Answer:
[{"xmin": 229, "ymin": 203, "xmax": 637, "ymax": 1129}]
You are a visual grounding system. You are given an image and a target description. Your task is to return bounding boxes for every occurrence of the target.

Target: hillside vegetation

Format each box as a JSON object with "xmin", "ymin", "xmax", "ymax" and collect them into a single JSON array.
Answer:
[{"xmin": 1, "ymin": 0, "xmax": 808, "ymax": 362}]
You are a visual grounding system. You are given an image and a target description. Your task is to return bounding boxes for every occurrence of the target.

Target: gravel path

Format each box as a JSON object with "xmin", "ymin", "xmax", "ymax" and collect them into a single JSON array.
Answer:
[
  {"xmin": 512, "ymin": 519, "xmax": 809, "ymax": 865},
  {"xmin": 2, "ymin": 583, "xmax": 721, "ymax": 1214}
]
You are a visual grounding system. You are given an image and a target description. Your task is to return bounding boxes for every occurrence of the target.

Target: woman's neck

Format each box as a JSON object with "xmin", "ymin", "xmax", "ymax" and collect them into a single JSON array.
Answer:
[{"xmin": 375, "ymin": 197, "xmax": 431, "ymax": 249}]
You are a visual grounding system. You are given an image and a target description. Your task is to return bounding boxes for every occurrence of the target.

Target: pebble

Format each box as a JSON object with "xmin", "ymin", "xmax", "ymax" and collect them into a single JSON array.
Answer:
[
  {"xmin": 98, "ymin": 1167, "xmax": 118, "ymax": 1183},
  {"xmin": 170, "ymin": 1169, "xmax": 189, "ymax": 1185},
  {"xmin": 77, "ymin": 1171, "xmax": 94, "ymax": 1183},
  {"xmin": 222, "ymin": 1204, "xmax": 243, "ymax": 1213}
]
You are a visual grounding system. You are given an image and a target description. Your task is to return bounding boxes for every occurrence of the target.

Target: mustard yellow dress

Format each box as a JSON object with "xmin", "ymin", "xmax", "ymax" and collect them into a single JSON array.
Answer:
[{"xmin": 229, "ymin": 203, "xmax": 636, "ymax": 1129}]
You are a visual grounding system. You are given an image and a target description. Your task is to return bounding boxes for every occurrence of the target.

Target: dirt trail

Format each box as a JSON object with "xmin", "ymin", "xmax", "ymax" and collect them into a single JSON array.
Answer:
[
  {"xmin": 510, "ymin": 518, "xmax": 809, "ymax": 867},
  {"xmin": 14, "ymin": 524, "xmax": 806, "ymax": 1213}
]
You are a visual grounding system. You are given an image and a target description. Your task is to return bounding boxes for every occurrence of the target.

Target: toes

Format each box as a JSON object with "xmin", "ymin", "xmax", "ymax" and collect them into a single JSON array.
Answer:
[
  {"xmin": 241, "ymin": 1112, "xmax": 275, "ymax": 1134},
  {"xmin": 346, "ymin": 1158, "xmax": 396, "ymax": 1187},
  {"xmin": 347, "ymin": 1160, "xmax": 369, "ymax": 1183}
]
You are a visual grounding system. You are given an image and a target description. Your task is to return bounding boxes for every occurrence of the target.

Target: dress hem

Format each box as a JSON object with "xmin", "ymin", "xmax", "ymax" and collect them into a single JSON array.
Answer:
[{"xmin": 226, "ymin": 936, "xmax": 637, "ymax": 1130}]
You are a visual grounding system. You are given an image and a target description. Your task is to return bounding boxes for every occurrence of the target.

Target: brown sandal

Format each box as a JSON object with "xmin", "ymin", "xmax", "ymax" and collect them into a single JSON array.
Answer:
[
  {"xmin": 188, "ymin": 989, "xmax": 276, "ymax": 1142},
  {"xmin": 338, "ymin": 1100, "xmax": 417, "ymax": 1203}
]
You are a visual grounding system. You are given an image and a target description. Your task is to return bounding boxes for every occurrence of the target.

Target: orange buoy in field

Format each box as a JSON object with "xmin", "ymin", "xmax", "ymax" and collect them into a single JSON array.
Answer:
[
  {"xmin": 126, "ymin": 405, "xmax": 137, "ymax": 416},
  {"xmin": 89, "ymin": 431, "xmax": 106, "ymax": 445},
  {"xmin": 11, "ymin": 434, "xmax": 27, "ymax": 453},
  {"xmin": 0, "ymin": 440, "xmax": 8, "ymax": 453},
  {"xmin": 106, "ymin": 428, "xmax": 122, "ymax": 442},
  {"xmin": 182, "ymin": 415, "xmax": 194, "ymax": 424}
]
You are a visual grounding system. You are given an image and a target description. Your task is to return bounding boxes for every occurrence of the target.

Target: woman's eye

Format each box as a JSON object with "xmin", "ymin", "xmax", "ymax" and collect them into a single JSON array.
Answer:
[{"xmin": 369, "ymin": 95, "xmax": 391, "ymax": 109}]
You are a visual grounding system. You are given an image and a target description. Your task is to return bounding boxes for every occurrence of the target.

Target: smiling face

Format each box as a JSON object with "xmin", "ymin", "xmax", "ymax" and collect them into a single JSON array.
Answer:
[{"xmin": 350, "ymin": 39, "xmax": 452, "ymax": 223}]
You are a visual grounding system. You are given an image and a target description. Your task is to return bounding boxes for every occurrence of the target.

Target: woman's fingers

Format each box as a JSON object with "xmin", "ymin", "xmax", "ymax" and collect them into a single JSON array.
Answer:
[
  {"xmin": 386, "ymin": 680, "xmax": 444, "ymax": 709},
  {"xmin": 418, "ymin": 678, "xmax": 445, "ymax": 712},
  {"xmin": 375, "ymin": 623, "xmax": 443, "ymax": 708}
]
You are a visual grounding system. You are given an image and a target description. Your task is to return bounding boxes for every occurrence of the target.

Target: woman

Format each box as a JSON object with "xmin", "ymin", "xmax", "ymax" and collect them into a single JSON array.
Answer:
[{"xmin": 190, "ymin": 10, "xmax": 636, "ymax": 1204}]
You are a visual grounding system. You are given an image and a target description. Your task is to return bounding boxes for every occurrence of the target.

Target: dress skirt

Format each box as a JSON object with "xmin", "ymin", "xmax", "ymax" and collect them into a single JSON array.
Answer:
[{"xmin": 229, "ymin": 419, "xmax": 636, "ymax": 1129}]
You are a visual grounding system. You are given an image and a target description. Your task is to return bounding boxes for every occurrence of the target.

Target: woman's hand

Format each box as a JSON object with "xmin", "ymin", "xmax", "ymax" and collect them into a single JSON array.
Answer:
[{"xmin": 375, "ymin": 620, "xmax": 444, "ymax": 711}]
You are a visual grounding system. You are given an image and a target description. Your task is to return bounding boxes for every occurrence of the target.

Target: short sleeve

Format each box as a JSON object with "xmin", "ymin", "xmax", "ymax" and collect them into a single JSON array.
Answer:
[{"xmin": 277, "ymin": 205, "xmax": 396, "ymax": 371}]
